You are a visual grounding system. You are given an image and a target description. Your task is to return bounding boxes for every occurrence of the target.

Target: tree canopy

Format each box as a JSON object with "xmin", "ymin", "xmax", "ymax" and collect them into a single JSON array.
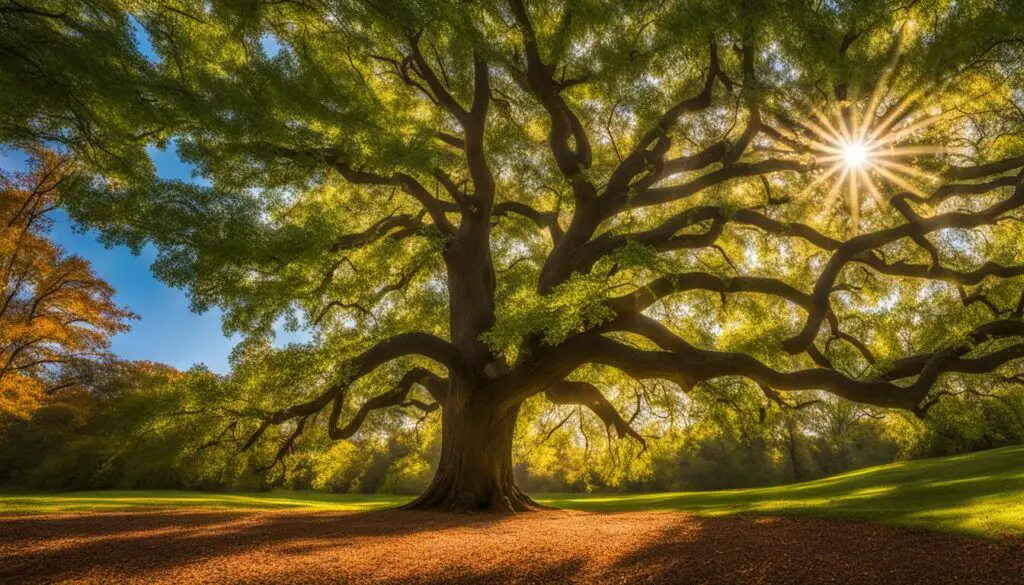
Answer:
[{"xmin": 3, "ymin": 0, "xmax": 1024, "ymax": 510}]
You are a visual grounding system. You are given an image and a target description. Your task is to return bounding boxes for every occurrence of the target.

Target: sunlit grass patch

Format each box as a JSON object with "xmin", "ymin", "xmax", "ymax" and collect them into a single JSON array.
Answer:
[
  {"xmin": 2, "ymin": 444, "xmax": 1021, "ymax": 538},
  {"xmin": 543, "ymin": 444, "xmax": 1024, "ymax": 538},
  {"xmin": 0, "ymin": 490, "xmax": 409, "ymax": 514}
]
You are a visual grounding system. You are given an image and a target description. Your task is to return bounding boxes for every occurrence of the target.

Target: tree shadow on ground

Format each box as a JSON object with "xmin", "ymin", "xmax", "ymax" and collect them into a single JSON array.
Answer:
[
  {"xmin": 2, "ymin": 508, "xmax": 1023, "ymax": 584},
  {"xmin": 0, "ymin": 509, "xmax": 513, "ymax": 582},
  {"xmin": 611, "ymin": 514, "xmax": 1024, "ymax": 585}
]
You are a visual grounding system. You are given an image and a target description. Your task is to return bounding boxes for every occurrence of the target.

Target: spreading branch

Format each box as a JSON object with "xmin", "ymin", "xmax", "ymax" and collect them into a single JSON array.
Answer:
[
  {"xmin": 241, "ymin": 333, "xmax": 458, "ymax": 451},
  {"xmin": 328, "ymin": 367, "xmax": 445, "ymax": 440},
  {"xmin": 545, "ymin": 380, "xmax": 646, "ymax": 450}
]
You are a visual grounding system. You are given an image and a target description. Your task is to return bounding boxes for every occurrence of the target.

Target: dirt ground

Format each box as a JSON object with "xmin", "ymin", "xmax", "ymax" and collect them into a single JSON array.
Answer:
[{"xmin": 1, "ymin": 509, "xmax": 1022, "ymax": 584}]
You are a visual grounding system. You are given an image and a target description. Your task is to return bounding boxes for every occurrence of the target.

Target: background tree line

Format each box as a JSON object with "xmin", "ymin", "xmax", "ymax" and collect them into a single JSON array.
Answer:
[{"xmin": 3, "ymin": 349, "xmax": 1022, "ymax": 494}]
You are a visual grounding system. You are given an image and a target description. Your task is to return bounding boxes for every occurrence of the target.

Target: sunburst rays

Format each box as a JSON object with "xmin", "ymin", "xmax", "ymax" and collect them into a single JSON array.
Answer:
[{"xmin": 781, "ymin": 35, "xmax": 955, "ymax": 234}]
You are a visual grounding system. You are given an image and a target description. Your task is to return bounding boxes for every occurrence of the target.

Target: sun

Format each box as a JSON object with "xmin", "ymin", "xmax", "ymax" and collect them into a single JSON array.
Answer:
[
  {"xmin": 842, "ymin": 140, "xmax": 870, "ymax": 168},
  {"xmin": 770, "ymin": 28, "xmax": 957, "ymax": 234},
  {"xmin": 786, "ymin": 90, "xmax": 946, "ymax": 233}
]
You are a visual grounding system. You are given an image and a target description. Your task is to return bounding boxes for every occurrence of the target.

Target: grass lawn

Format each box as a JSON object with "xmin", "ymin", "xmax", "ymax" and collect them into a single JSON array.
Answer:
[
  {"xmin": 2, "ymin": 444, "xmax": 1022, "ymax": 538},
  {"xmin": 547, "ymin": 444, "xmax": 1024, "ymax": 538}
]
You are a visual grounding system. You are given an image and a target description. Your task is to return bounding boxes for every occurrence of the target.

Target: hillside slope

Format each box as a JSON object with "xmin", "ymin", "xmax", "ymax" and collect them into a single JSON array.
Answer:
[{"xmin": 549, "ymin": 444, "xmax": 1024, "ymax": 537}]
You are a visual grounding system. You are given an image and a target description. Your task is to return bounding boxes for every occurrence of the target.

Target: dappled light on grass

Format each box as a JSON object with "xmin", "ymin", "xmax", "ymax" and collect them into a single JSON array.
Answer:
[
  {"xmin": 543, "ymin": 444, "xmax": 1024, "ymax": 538},
  {"xmin": 3, "ymin": 445, "xmax": 1023, "ymax": 538},
  {"xmin": 0, "ymin": 491, "xmax": 409, "ymax": 515}
]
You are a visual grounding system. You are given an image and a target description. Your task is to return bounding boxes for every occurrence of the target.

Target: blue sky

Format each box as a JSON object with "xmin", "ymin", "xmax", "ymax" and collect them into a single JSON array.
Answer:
[
  {"xmin": 0, "ymin": 23, "xmax": 292, "ymax": 373},
  {"xmin": 1, "ymin": 145, "xmax": 305, "ymax": 374}
]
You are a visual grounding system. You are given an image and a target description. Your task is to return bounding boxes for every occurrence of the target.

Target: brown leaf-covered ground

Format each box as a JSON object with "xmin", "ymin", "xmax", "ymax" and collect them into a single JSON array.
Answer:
[{"xmin": 1, "ymin": 509, "xmax": 1022, "ymax": 584}]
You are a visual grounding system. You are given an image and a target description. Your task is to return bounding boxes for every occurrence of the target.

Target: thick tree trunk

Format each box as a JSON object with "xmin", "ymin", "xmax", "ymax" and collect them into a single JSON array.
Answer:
[
  {"xmin": 414, "ymin": 199, "xmax": 541, "ymax": 512},
  {"xmin": 403, "ymin": 391, "xmax": 544, "ymax": 512}
]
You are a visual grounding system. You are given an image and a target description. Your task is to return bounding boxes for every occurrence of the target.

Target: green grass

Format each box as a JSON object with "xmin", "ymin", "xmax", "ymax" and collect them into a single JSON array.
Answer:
[
  {"xmin": 2, "ymin": 444, "xmax": 1022, "ymax": 538},
  {"xmin": 0, "ymin": 490, "xmax": 409, "ymax": 514},
  {"xmin": 546, "ymin": 444, "xmax": 1024, "ymax": 538}
]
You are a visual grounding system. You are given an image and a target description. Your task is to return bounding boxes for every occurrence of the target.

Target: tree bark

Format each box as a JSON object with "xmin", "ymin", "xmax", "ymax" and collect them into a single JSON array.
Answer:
[{"xmin": 403, "ymin": 388, "xmax": 544, "ymax": 512}]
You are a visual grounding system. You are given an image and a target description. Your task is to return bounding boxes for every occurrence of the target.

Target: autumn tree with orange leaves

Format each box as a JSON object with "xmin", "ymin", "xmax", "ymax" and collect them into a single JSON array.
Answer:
[{"xmin": 0, "ymin": 148, "xmax": 133, "ymax": 418}]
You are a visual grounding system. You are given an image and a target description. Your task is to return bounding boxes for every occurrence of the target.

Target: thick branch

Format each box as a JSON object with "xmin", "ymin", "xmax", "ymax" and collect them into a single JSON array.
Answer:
[
  {"xmin": 946, "ymin": 154, "xmax": 1024, "ymax": 181},
  {"xmin": 882, "ymin": 320, "xmax": 1024, "ymax": 381},
  {"xmin": 601, "ymin": 41, "xmax": 722, "ymax": 204},
  {"xmin": 630, "ymin": 159, "xmax": 808, "ymax": 209},
  {"xmin": 271, "ymin": 144, "xmax": 458, "ymax": 233},
  {"xmin": 327, "ymin": 367, "xmax": 445, "ymax": 440},
  {"xmin": 606, "ymin": 272, "xmax": 814, "ymax": 316},
  {"xmin": 329, "ymin": 158, "xmax": 457, "ymax": 234},
  {"xmin": 510, "ymin": 0, "xmax": 594, "ymax": 189},
  {"xmin": 545, "ymin": 380, "xmax": 646, "ymax": 449},
  {"xmin": 493, "ymin": 200, "xmax": 563, "ymax": 241},
  {"xmin": 329, "ymin": 211, "xmax": 426, "ymax": 253},
  {"xmin": 610, "ymin": 314, "xmax": 1022, "ymax": 413},
  {"xmin": 407, "ymin": 32, "xmax": 470, "ymax": 123},
  {"xmin": 497, "ymin": 308, "xmax": 1024, "ymax": 416},
  {"xmin": 241, "ymin": 333, "xmax": 458, "ymax": 451},
  {"xmin": 784, "ymin": 186, "xmax": 1024, "ymax": 354},
  {"xmin": 571, "ymin": 204, "xmax": 840, "ymax": 275},
  {"xmin": 898, "ymin": 174, "xmax": 1021, "ymax": 206}
]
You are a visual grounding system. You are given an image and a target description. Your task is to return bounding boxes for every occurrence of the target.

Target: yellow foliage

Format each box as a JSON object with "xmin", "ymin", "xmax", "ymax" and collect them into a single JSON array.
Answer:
[{"xmin": 0, "ymin": 147, "xmax": 133, "ymax": 418}]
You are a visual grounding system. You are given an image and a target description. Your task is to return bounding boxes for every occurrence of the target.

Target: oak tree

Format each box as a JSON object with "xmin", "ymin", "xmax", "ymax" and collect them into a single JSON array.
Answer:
[{"xmin": 4, "ymin": 0, "xmax": 1024, "ymax": 510}]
